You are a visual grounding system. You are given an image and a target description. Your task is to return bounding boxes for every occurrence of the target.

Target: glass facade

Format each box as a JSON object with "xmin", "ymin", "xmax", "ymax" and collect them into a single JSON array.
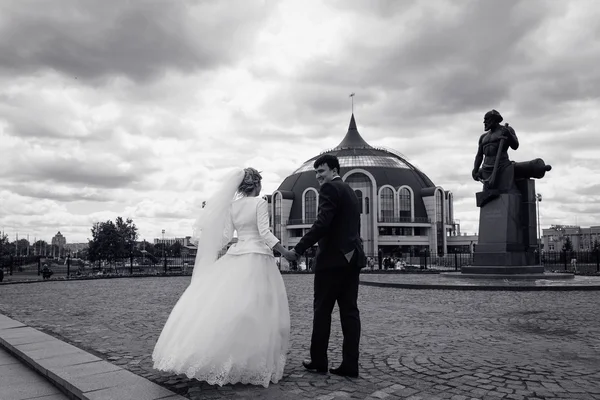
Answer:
[
  {"xmin": 399, "ymin": 187, "xmax": 411, "ymax": 218},
  {"xmin": 274, "ymin": 193, "xmax": 282, "ymax": 239},
  {"xmin": 355, "ymin": 190, "xmax": 363, "ymax": 214},
  {"xmin": 294, "ymin": 155, "xmax": 411, "ymax": 173},
  {"xmin": 378, "ymin": 227, "xmax": 414, "ymax": 236},
  {"xmin": 380, "ymin": 187, "xmax": 395, "ymax": 220},
  {"xmin": 304, "ymin": 190, "xmax": 317, "ymax": 222}
]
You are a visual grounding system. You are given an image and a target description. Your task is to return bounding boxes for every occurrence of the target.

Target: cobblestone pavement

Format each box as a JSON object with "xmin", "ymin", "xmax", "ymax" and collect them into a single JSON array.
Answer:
[{"xmin": 1, "ymin": 275, "xmax": 600, "ymax": 400}]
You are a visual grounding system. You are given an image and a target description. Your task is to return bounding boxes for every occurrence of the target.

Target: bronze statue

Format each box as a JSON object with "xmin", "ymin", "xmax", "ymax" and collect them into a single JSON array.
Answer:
[
  {"xmin": 472, "ymin": 110, "xmax": 519, "ymax": 195},
  {"xmin": 472, "ymin": 110, "xmax": 550, "ymax": 207},
  {"xmin": 467, "ymin": 109, "xmax": 552, "ymax": 271}
]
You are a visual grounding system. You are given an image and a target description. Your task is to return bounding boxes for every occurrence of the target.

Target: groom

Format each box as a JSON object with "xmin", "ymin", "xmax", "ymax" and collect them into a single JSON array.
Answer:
[{"xmin": 286, "ymin": 154, "xmax": 365, "ymax": 378}]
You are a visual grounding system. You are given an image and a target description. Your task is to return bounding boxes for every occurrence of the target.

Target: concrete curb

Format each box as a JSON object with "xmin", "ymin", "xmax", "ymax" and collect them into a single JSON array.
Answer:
[
  {"xmin": 0, "ymin": 314, "xmax": 185, "ymax": 400},
  {"xmin": 360, "ymin": 279, "xmax": 600, "ymax": 291}
]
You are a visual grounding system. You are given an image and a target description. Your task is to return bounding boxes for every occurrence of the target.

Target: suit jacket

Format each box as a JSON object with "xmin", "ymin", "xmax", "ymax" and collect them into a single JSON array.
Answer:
[{"xmin": 294, "ymin": 177, "xmax": 366, "ymax": 271}]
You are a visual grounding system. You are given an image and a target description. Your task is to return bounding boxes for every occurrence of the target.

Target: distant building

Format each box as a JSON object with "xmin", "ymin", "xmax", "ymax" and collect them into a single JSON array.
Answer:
[
  {"xmin": 154, "ymin": 236, "xmax": 199, "ymax": 257},
  {"xmin": 51, "ymin": 231, "xmax": 66, "ymax": 249},
  {"xmin": 267, "ymin": 113, "xmax": 478, "ymax": 257},
  {"xmin": 182, "ymin": 236, "xmax": 198, "ymax": 257},
  {"xmin": 543, "ymin": 225, "xmax": 600, "ymax": 251},
  {"xmin": 64, "ymin": 243, "xmax": 88, "ymax": 255},
  {"xmin": 154, "ymin": 237, "xmax": 185, "ymax": 246}
]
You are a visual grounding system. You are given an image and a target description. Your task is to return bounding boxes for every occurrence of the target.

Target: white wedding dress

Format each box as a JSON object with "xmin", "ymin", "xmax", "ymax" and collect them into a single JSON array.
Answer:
[{"xmin": 152, "ymin": 196, "xmax": 290, "ymax": 387}]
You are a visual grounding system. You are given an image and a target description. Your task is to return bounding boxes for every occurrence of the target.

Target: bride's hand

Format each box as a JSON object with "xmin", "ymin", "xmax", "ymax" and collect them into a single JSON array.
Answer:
[{"xmin": 283, "ymin": 250, "xmax": 298, "ymax": 261}]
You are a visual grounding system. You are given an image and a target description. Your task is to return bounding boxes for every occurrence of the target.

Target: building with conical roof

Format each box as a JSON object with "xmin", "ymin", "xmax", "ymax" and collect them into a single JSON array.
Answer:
[{"xmin": 270, "ymin": 114, "xmax": 474, "ymax": 258}]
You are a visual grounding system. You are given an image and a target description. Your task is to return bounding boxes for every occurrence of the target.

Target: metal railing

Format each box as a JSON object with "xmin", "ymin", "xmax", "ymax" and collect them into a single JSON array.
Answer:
[
  {"xmin": 543, "ymin": 250, "xmax": 600, "ymax": 274},
  {"xmin": 0, "ymin": 254, "xmax": 199, "ymax": 281},
  {"xmin": 377, "ymin": 216, "xmax": 431, "ymax": 223},
  {"xmin": 366, "ymin": 251, "xmax": 474, "ymax": 272},
  {"xmin": 4, "ymin": 250, "xmax": 597, "ymax": 281}
]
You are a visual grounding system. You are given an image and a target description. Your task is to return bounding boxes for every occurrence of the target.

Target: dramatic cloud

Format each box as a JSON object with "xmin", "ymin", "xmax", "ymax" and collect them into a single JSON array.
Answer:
[
  {"xmin": 0, "ymin": 0, "xmax": 273, "ymax": 83},
  {"xmin": 1, "ymin": 0, "xmax": 599, "ymax": 243}
]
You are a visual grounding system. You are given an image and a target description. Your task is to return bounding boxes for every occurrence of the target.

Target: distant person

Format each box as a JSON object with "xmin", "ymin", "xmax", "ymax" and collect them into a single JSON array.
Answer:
[
  {"xmin": 153, "ymin": 168, "xmax": 291, "ymax": 388},
  {"xmin": 41, "ymin": 264, "xmax": 53, "ymax": 280}
]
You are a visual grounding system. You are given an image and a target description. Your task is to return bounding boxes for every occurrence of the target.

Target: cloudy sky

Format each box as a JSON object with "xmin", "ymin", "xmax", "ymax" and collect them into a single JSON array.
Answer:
[{"xmin": 1, "ymin": 0, "xmax": 599, "ymax": 243}]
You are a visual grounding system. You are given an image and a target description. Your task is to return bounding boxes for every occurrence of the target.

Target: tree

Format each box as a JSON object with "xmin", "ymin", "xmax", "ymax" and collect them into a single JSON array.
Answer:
[
  {"xmin": 78, "ymin": 247, "xmax": 89, "ymax": 260},
  {"xmin": 88, "ymin": 217, "xmax": 138, "ymax": 264},
  {"xmin": 0, "ymin": 233, "xmax": 10, "ymax": 256},
  {"xmin": 49, "ymin": 244, "xmax": 61, "ymax": 258},
  {"xmin": 139, "ymin": 240, "xmax": 155, "ymax": 255},
  {"xmin": 14, "ymin": 238, "xmax": 31, "ymax": 256},
  {"xmin": 33, "ymin": 240, "xmax": 47, "ymax": 246},
  {"xmin": 592, "ymin": 238, "xmax": 600, "ymax": 253},
  {"xmin": 154, "ymin": 243, "xmax": 166, "ymax": 258},
  {"xmin": 562, "ymin": 237, "xmax": 574, "ymax": 253},
  {"xmin": 115, "ymin": 217, "xmax": 138, "ymax": 258},
  {"xmin": 170, "ymin": 241, "xmax": 182, "ymax": 257},
  {"xmin": 31, "ymin": 240, "xmax": 46, "ymax": 256}
]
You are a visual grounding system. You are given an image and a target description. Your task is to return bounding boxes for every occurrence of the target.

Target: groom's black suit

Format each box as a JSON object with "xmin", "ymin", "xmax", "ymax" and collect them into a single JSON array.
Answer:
[{"xmin": 294, "ymin": 176, "xmax": 365, "ymax": 374}]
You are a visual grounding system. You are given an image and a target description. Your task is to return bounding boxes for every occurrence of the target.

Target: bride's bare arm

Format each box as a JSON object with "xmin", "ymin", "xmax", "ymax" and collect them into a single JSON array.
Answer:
[{"xmin": 272, "ymin": 242, "xmax": 287, "ymax": 255}]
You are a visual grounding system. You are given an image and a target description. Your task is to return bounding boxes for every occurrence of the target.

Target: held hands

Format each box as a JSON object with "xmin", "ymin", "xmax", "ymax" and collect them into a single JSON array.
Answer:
[{"xmin": 282, "ymin": 249, "xmax": 299, "ymax": 262}]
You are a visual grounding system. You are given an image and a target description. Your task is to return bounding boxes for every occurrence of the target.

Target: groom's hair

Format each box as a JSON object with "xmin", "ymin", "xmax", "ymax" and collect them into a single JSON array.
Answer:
[{"xmin": 313, "ymin": 154, "xmax": 340, "ymax": 175}]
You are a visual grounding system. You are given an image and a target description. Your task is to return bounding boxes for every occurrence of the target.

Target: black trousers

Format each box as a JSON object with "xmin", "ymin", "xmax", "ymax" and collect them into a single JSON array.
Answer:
[{"xmin": 310, "ymin": 266, "xmax": 361, "ymax": 372}]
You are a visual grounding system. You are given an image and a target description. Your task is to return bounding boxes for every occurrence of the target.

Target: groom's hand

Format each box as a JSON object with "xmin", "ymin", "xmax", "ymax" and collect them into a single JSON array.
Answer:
[{"xmin": 283, "ymin": 250, "xmax": 299, "ymax": 262}]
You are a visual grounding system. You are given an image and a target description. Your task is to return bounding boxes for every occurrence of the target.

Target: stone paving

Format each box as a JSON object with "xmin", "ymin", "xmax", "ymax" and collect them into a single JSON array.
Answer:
[{"xmin": 1, "ymin": 274, "xmax": 600, "ymax": 399}]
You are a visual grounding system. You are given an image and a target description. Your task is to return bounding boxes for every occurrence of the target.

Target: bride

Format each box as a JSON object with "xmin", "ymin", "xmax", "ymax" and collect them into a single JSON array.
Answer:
[{"xmin": 152, "ymin": 167, "xmax": 293, "ymax": 388}]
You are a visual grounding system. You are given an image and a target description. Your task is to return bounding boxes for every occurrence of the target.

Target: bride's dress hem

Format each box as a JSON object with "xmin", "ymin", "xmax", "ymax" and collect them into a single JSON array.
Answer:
[{"xmin": 152, "ymin": 354, "xmax": 287, "ymax": 388}]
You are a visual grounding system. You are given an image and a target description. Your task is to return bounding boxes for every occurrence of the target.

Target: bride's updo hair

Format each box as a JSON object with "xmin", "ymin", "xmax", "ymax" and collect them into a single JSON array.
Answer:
[{"xmin": 238, "ymin": 167, "xmax": 262, "ymax": 196}]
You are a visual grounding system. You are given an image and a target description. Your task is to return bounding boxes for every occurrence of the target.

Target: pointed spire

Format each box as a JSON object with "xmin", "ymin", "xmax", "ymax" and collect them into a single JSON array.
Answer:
[
  {"xmin": 334, "ymin": 113, "xmax": 372, "ymax": 149},
  {"xmin": 348, "ymin": 114, "xmax": 357, "ymax": 131}
]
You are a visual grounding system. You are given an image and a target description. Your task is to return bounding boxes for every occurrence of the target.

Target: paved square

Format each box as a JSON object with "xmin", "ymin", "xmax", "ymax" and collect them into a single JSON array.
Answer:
[{"xmin": 1, "ymin": 275, "xmax": 600, "ymax": 399}]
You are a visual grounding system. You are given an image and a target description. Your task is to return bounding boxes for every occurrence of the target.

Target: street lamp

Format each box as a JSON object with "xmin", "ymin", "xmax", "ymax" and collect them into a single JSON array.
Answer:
[
  {"xmin": 67, "ymin": 252, "xmax": 71, "ymax": 278},
  {"xmin": 130, "ymin": 231, "xmax": 135, "ymax": 275},
  {"xmin": 536, "ymin": 193, "xmax": 542, "ymax": 265},
  {"xmin": 162, "ymin": 229, "xmax": 166, "ymax": 273}
]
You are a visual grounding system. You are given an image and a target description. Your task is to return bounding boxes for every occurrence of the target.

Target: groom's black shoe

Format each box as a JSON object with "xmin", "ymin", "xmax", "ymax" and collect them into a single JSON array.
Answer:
[
  {"xmin": 329, "ymin": 365, "xmax": 359, "ymax": 378},
  {"xmin": 302, "ymin": 359, "xmax": 327, "ymax": 373}
]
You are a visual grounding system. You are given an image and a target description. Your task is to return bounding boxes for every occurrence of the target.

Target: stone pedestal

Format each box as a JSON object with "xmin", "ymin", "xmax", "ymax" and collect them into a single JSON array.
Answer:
[{"xmin": 463, "ymin": 179, "xmax": 541, "ymax": 275}]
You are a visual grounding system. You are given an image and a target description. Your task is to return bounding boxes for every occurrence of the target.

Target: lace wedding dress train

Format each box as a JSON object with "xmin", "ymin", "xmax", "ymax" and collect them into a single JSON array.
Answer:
[{"xmin": 152, "ymin": 197, "xmax": 290, "ymax": 387}]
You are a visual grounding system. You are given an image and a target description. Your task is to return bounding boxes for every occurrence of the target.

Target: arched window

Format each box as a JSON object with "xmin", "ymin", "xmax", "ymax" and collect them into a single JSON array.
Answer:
[
  {"xmin": 365, "ymin": 197, "xmax": 370, "ymax": 214},
  {"xmin": 380, "ymin": 187, "xmax": 395, "ymax": 221},
  {"xmin": 399, "ymin": 187, "xmax": 411, "ymax": 220},
  {"xmin": 304, "ymin": 190, "xmax": 317, "ymax": 222},
  {"xmin": 274, "ymin": 193, "xmax": 282, "ymax": 239},
  {"xmin": 355, "ymin": 190, "xmax": 363, "ymax": 214}
]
